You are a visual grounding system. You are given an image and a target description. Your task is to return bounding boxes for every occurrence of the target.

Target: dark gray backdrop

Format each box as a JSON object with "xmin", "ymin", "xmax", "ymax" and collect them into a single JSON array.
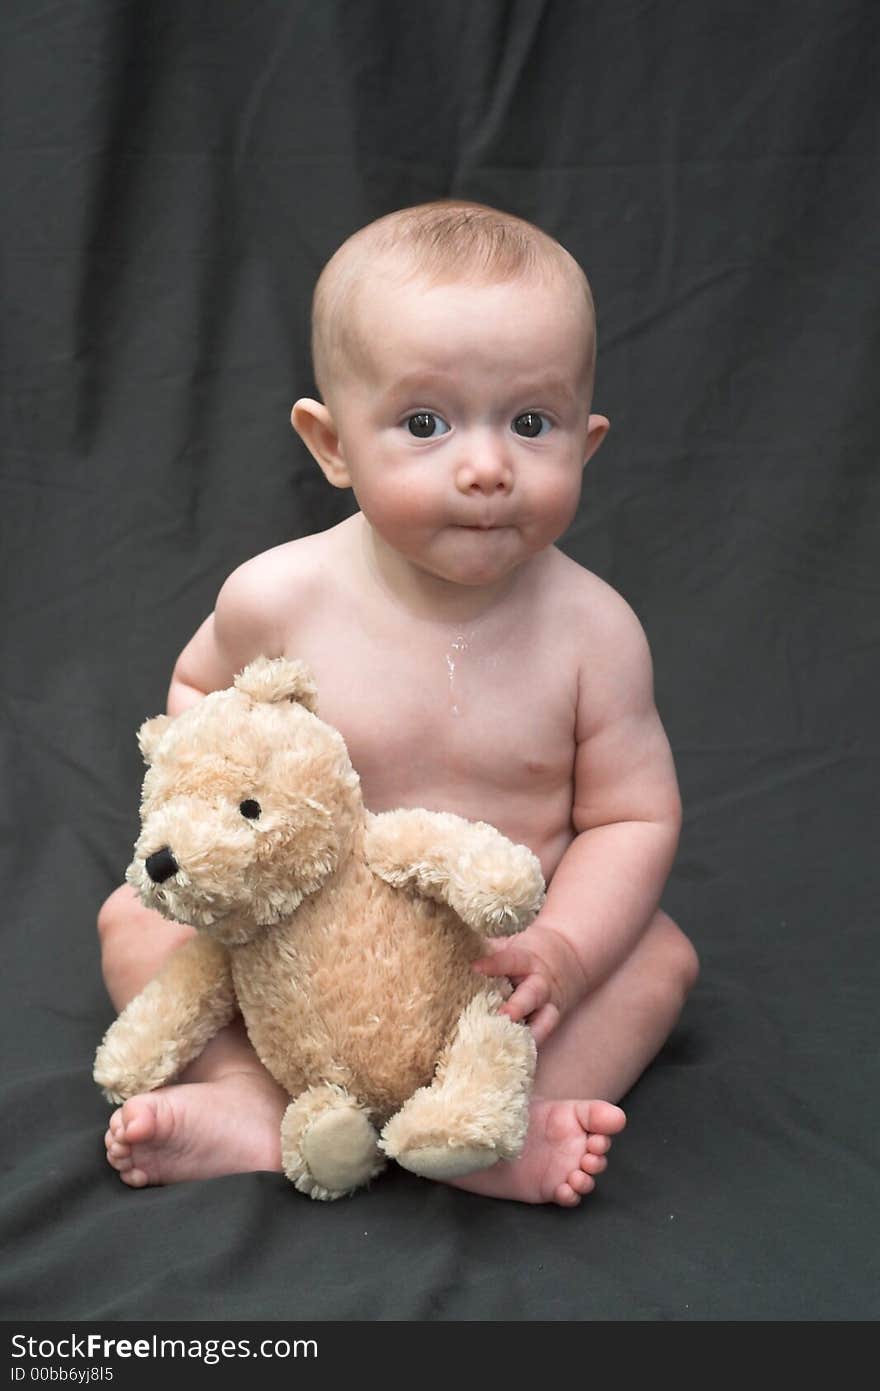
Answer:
[{"xmin": 1, "ymin": 0, "xmax": 877, "ymax": 1321}]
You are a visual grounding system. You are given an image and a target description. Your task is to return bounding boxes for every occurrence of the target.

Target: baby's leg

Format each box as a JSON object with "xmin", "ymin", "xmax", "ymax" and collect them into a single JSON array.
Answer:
[
  {"xmin": 532, "ymin": 910, "xmax": 700, "ymax": 1103},
  {"xmin": 98, "ymin": 892, "xmax": 696, "ymax": 1197},
  {"xmin": 99, "ymin": 883, "xmax": 195, "ymax": 1011},
  {"xmin": 446, "ymin": 909, "xmax": 698, "ymax": 1206},
  {"xmin": 99, "ymin": 884, "xmax": 287, "ymax": 1186}
]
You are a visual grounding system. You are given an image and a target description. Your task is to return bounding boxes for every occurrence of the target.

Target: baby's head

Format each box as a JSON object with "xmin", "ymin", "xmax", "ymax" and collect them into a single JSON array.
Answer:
[
  {"xmin": 311, "ymin": 200, "xmax": 597, "ymax": 413},
  {"xmin": 293, "ymin": 201, "xmax": 609, "ymax": 590}
]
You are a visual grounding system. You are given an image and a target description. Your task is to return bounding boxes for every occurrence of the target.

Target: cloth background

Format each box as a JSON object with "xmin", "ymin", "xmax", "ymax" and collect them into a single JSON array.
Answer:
[{"xmin": 1, "ymin": 0, "xmax": 877, "ymax": 1320}]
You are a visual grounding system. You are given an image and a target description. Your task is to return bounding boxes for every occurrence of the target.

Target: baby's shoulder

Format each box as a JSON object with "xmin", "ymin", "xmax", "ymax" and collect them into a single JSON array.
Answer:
[
  {"xmin": 218, "ymin": 524, "xmax": 345, "ymax": 610},
  {"xmin": 546, "ymin": 552, "xmax": 656, "ymax": 725},
  {"xmin": 214, "ymin": 522, "xmax": 351, "ymax": 646},
  {"xmin": 544, "ymin": 548, "xmax": 647, "ymax": 649}
]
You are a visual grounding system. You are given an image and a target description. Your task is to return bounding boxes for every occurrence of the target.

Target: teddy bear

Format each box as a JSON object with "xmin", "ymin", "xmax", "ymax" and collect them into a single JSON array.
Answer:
[{"xmin": 94, "ymin": 656, "xmax": 545, "ymax": 1199}]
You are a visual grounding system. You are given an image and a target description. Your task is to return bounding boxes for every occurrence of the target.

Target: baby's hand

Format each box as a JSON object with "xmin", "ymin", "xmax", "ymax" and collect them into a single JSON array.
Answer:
[{"xmin": 472, "ymin": 921, "xmax": 588, "ymax": 1045}]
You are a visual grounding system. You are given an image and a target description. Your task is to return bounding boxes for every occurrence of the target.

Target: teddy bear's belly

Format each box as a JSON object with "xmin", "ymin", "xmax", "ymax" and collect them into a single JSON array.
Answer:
[{"xmin": 231, "ymin": 882, "xmax": 493, "ymax": 1121}]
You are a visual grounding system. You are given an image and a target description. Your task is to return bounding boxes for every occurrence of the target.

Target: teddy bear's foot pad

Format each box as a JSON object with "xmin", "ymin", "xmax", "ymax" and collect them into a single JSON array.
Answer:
[
  {"xmin": 393, "ymin": 1142, "xmax": 499, "ymax": 1181},
  {"xmin": 302, "ymin": 1107, "xmax": 382, "ymax": 1194},
  {"xmin": 282, "ymin": 1088, "xmax": 385, "ymax": 1199}
]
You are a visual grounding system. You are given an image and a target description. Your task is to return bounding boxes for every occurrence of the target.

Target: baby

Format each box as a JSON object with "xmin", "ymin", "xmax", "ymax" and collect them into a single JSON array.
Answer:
[{"xmin": 99, "ymin": 200, "xmax": 698, "ymax": 1206}]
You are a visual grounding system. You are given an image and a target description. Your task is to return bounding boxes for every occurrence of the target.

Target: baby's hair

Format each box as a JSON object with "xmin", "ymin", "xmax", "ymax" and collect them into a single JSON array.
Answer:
[{"xmin": 311, "ymin": 199, "xmax": 596, "ymax": 405}]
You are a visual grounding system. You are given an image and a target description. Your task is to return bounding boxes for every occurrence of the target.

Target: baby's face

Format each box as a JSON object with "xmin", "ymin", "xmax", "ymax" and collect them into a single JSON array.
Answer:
[{"xmin": 329, "ymin": 270, "xmax": 606, "ymax": 589}]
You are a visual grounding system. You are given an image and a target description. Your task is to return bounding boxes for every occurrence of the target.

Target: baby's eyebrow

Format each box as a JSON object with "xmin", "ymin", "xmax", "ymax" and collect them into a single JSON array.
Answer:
[
  {"xmin": 385, "ymin": 371, "xmax": 455, "ymax": 401},
  {"xmin": 508, "ymin": 376, "xmax": 577, "ymax": 408},
  {"xmin": 384, "ymin": 372, "xmax": 577, "ymax": 409}
]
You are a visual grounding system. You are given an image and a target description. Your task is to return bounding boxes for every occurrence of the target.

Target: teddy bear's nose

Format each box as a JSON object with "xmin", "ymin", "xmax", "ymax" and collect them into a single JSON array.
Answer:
[{"xmin": 145, "ymin": 847, "xmax": 179, "ymax": 884}]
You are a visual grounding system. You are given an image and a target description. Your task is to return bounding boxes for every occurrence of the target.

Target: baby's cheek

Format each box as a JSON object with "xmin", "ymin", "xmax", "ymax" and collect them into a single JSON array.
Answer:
[
  {"xmin": 528, "ymin": 473, "xmax": 582, "ymax": 537},
  {"xmin": 361, "ymin": 478, "xmax": 437, "ymax": 536}
]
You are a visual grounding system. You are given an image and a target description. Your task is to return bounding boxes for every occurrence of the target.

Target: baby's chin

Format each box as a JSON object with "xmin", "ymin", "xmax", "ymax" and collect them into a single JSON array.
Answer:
[{"xmin": 419, "ymin": 526, "xmax": 533, "ymax": 587}]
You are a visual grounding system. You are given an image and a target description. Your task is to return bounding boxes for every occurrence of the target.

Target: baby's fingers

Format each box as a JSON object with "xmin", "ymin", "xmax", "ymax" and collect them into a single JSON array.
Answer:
[
  {"xmin": 499, "ymin": 974, "xmax": 550, "ymax": 1025},
  {"xmin": 527, "ymin": 1002, "xmax": 560, "ymax": 1045},
  {"xmin": 473, "ymin": 944, "xmax": 534, "ymax": 980}
]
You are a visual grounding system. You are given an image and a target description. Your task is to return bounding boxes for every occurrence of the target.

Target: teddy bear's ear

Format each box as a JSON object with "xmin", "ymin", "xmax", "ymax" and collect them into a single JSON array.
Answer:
[
  {"xmin": 137, "ymin": 714, "xmax": 172, "ymax": 765},
  {"xmin": 234, "ymin": 656, "xmax": 319, "ymax": 713}
]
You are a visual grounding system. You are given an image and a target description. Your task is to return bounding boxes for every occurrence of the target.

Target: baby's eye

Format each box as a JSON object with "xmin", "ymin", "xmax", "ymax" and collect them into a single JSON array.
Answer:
[
  {"xmin": 240, "ymin": 799, "xmax": 261, "ymax": 820},
  {"xmin": 406, "ymin": 412, "xmax": 451, "ymax": 439},
  {"xmin": 512, "ymin": 412, "xmax": 551, "ymax": 438}
]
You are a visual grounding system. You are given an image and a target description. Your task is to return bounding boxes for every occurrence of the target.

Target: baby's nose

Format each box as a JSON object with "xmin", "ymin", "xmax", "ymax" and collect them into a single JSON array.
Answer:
[
  {"xmin": 145, "ymin": 846, "xmax": 179, "ymax": 883},
  {"xmin": 454, "ymin": 436, "xmax": 513, "ymax": 495}
]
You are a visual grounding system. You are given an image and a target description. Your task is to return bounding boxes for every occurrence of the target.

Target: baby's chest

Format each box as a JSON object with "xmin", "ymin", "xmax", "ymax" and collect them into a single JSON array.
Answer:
[{"xmin": 320, "ymin": 650, "xmax": 576, "ymax": 808}]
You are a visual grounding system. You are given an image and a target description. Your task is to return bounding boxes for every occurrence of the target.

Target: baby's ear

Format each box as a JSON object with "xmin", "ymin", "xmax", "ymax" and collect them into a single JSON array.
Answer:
[
  {"xmin": 137, "ymin": 714, "xmax": 172, "ymax": 765},
  {"xmin": 290, "ymin": 398, "xmax": 351, "ymax": 490},
  {"xmin": 235, "ymin": 656, "xmax": 319, "ymax": 713},
  {"xmin": 584, "ymin": 413, "xmax": 610, "ymax": 466}
]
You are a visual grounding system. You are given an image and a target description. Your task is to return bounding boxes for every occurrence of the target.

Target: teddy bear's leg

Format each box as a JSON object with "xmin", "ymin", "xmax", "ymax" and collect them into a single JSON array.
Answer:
[
  {"xmin": 280, "ymin": 1084, "xmax": 386, "ymax": 1201},
  {"xmin": 379, "ymin": 990, "xmax": 537, "ymax": 1181}
]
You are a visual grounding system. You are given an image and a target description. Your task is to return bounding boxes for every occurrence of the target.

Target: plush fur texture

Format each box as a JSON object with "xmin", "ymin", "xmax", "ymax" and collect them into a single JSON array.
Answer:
[{"xmin": 94, "ymin": 657, "xmax": 544, "ymax": 1199}]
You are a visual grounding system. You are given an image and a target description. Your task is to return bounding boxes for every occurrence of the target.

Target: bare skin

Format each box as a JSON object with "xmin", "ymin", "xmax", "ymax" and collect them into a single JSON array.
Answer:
[
  {"xmin": 101, "ymin": 522, "xmax": 695, "ymax": 1205},
  {"xmin": 100, "ymin": 269, "xmax": 698, "ymax": 1205}
]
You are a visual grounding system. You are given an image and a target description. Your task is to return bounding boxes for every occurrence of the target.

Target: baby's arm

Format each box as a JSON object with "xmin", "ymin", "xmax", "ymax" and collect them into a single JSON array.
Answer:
[
  {"xmin": 476, "ymin": 590, "xmax": 681, "ymax": 1039},
  {"xmin": 98, "ymin": 554, "xmax": 290, "ymax": 941},
  {"xmin": 167, "ymin": 555, "xmax": 287, "ymax": 715}
]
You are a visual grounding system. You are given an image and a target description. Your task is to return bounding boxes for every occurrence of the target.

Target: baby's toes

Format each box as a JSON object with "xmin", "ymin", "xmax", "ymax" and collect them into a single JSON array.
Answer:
[
  {"xmin": 105, "ymin": 1137, "xmax": 133, "ymax": 1173},
  {"xmin": 553, "ymin": 1180, "xmax": 582, "ymax": 1207},
  {"xmin": 586, "ymin": 1133, "xmax": 611, "ymax": 1156},
  {"xmin": 119, "ymin": 1165, "xmax": 150, "ymax": 1188},
  {"xmin": 567, "ymin": 1168, "xmax": 596, "ymax": 1196},
  {"xmin": 580, "ymin": 1152, "xmax": 608, "ymax": 1176},
  {"xmin": 581, "ymin": 1100, "xmax": 626, "ymax": 1137},
  {"xmin": 555, "ymin": 1170, "xmax": 595, "ymax": 1204},
  {"xmin": 104, "ymin": 1119, "xmax": 129, "ymax": 1157}
]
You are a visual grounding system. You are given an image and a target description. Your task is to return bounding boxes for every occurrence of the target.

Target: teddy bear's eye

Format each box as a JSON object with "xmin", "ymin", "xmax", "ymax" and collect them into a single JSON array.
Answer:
[{"xmin": 239, "ymin": 799, "xmax": 261, "ymax": 820}]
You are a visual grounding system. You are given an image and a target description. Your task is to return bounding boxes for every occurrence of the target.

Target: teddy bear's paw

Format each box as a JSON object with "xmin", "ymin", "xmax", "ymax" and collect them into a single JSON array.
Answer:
[
  {"xmin": 447, "ymin": 875, "xmax": 544, "ymax": 935},
  {"xmin": 281, "ymin": 1086, "xmax": 385, "ymax": 1200},
  {"xmin": 93, "ymin": 1029, "xmax": 176, "ymax": 1104},
  {"xmin": 363, "ymin": 810, "xmax": 545, "ymax": 934},
  {"xmin": 96, "ymin": 1082, "xmax": 130, "ymax": 1106},
  {"xmin": 446, "ymin": 838, "xmax": 545, "ymax": 935},
  {"xmin": 390, "ymin": 1140, "xmax": 500, "ymax": 1181},
  {"xmin": 380, "ymin": 1099, "xmax": 518, "ymax": 1181}
]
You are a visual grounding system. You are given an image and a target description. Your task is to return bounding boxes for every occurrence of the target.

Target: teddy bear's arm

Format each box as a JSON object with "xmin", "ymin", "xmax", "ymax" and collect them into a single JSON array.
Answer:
[
  {"xmin": 363, "ymin": 809, "xmax": 545, "ymax": 935},
  {"xmin": 93, "ymin": 936, "xmax": 236, "ymax": 1103}
]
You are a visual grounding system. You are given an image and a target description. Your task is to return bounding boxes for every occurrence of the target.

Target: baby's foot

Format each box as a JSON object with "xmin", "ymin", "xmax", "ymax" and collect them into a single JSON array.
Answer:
[
  {"xmin": 446, "ymin": 1098, "xmax": 626, "ymax": 1206},
  {"xmin": 104, "ymin": 1070, "xmax": 286, "ymax": 1187}
]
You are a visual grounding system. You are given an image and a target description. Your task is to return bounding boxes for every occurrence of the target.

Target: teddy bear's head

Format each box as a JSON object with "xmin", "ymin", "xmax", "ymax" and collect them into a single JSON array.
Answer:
[{"xmin": 125, "ymin": 657, "xmax": 362, "ymax": 945}]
